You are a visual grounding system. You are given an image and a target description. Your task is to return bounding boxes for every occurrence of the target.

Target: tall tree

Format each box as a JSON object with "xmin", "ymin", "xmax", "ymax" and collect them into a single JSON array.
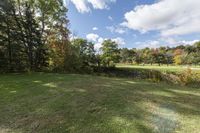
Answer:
[
  {"xmin": 100, "ymin": 39, "xmax": 120, "ymax": 67},
  {"xmin": 71, "ymin": 38, "xmax": 96, "ymax": 69}
]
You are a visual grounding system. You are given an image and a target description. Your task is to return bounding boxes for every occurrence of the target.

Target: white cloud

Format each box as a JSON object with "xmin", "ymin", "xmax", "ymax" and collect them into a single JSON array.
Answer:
[
  {"xmin": 136, "ymin": 39, "xmax": 199, "ymax": 49},
  {"xmin": 64, "ymin": 0, "xmax": 70, "ymax": 7},
  {"xmin": 92, "ymin": 27, "xmax": 98, "ymax": 31},
  {"xmin": 161, "ymin": 38, "xmax": 199, "ymax": 46},
  {"xmin": 122, "ymin": 0, "xmax": 200, "ymax": 36},
  {"xmin": 180, "ymin": 40, "xmax": 199, "ymax": 45},
  {"xmin": 94, "ymin": 37, "xmax": 104, "ymax": 50},
  {"xmin": 112, "ymin": 37, "xmax": 125, "ymax": 45},
  {"xmin": 115, "ymin": 28, "xmax": 126, "ymax": 34},
  {"xmin": 86, "ymin": 33, "xmax": 99, "ymax": 42},
  {"xmin": 94, "ymin": 37, "xmax": 125, "ymax": 50},
  {"xmin": 86, "ymin": 33, "xmax": 125, "ymax": 50},
  {"xmin": 70, "ymin": 0, "xmax": 116, "ymax": 13},
  {"xmin": 162, "ymin": 38, "xmax": 178, "ymax": 46},
  {"xmin": 106, "ymin": 26, "xmax": 114, "ymax": 32},
  {"xmin": 106, "ymin": 26, "xmax": 126, "ymax": 34},
  {"xmin": 88, "ymin": 0, "xmax": 115, "ymax": 9},
  {"xmin": 86, "ymin": 33, "xmax": 104, "ymax": 50},
  {"xmin": 70, "ymin": 0, "xmax": 90, "ymax": 13},
  {"xmin": 108, "ymin": 16, "xmax": 113, "ymax": 21},
  {"xmin": 137, "ymin": 41, "xmax": 161, "ymax": 49}
]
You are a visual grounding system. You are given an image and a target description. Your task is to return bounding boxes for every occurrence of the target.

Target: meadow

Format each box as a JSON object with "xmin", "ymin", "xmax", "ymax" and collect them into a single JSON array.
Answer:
[
  {"xmin": 0, "ymin": 73, "xmax": 200, "ymax": 133},
  {"xmin": 117, "ymin": 64, "xmax": 200, "ymax": 73}
]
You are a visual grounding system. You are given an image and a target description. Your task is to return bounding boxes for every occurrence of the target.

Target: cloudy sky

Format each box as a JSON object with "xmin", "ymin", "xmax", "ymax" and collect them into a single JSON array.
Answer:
[{"xmin": 66, "ymin": 0, "xmax": 200, "ymax": 49}]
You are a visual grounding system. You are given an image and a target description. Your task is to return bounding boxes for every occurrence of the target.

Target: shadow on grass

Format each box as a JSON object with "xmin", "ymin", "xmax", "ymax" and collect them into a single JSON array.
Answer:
[{"xmin": 0, "ymin": 73, "xmax": 200, "ymax": 133}]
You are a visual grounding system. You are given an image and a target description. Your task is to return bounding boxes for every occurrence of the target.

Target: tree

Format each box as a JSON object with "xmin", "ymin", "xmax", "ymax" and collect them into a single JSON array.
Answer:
[
  {"xmin": 174, "ymin": 55, "xmax": 183, "ymax": 65},
  {"xmin": 135, "ymin": 50, "xmax": 143, "ymax": 64},
  {"xmin": 120, "ymin": 48, "xmax": 136, "ymax": 63},
  {"xmin": 165, "ymin": 52, "xmax": 174, "ymax": 66},
  {"xmin": 141, "ymin": 48, "xmax": 152, "ymax": 65},
  {"xmin": 33, "ymin": 0, "xmax": 70, "ymax": 71},
  {"xmin": 71, "ymin": 38, "xmax": 96, "ymax": 70},
  {"xmin": 0, "ymin": 0, "xmax": 70, "ymax": 72},
  {"xmin": 173, "ymin": 49, "xmax": 184, "ymax": 65},
  {"xmin": 185, "ymin": 45, "xmax": 195, "ymax": 54},
  {"xmin": 100, "ymin": 39, "xmax": 120, "ymax": 67},
  {"xmin": 23, "ymin": 2, "xmax": 48, "ymax": 70},
  {"xmin": 0, "ymin": 0, "xmax": 35, "ymax": 71}
]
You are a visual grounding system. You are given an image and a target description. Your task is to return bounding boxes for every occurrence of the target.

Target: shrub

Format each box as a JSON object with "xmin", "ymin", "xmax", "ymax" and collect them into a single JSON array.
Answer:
[{"xmin": 178, "ymin": 68, "xmax": 200, "ymax": 86}]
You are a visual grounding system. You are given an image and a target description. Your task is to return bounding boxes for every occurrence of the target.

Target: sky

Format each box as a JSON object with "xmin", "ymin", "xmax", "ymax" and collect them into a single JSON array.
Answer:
[{"xmin": 65, "ymin": 0, "xmax": 200, "ymax": 49}]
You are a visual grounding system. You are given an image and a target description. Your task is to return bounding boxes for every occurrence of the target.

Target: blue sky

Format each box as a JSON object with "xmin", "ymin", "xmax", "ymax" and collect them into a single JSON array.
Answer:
[{"xmin": 66, "ymin": 0, "xmax": 200, "ymax": 49}]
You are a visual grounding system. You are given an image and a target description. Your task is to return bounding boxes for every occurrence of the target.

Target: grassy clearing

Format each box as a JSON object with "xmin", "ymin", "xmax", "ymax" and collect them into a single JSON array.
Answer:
[
  {"xmin": 0, "ymin": 73, "xmax": 200, "ymax": 133},
  {"xmin": 117, "ymin": 64, "xmax": 200, "ymax": 73}
]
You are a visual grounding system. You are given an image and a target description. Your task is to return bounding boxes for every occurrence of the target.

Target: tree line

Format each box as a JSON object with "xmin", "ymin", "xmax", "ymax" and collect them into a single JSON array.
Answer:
[
  {"xmin": 119, "ymin": 42, "xmax": 200, "ymax": 66},
  {"xmin": 69, "ymin": 38, "xmax": 200, "ymax": 68},
  {"xmin": 0, "ymin": 0, "xmax": 200, "ymax": 73}
]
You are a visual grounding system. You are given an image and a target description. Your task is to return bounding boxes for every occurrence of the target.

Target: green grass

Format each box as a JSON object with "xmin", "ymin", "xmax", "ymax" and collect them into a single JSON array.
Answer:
[
  {"xmin": 117, "ymin": 64, "xmax": 200, "ymax": 73},
  {"xmin": 0, "ymin": 73, "xmax": 200, "ymax": 133}
]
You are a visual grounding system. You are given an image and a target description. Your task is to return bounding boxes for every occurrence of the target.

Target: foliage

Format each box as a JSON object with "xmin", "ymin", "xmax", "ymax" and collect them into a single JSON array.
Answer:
[
  {"xmin": 116, "ymin": 64, "xmax": 200, "ymax": 87},
  {"xmin": 179, "ymin": 68, "xmax": 200, "ymax": 86},
  {"xmin": 100, "ymin": 39, "xmax": 120, "ymax": 67},
  {"xmin": 120, "ymin": 48, "xmax": 136, "ymax": 63},
  {"xmin": 174, "ymin": 55, "xmax": 183, "ymax": 65},
  {"xmin": 118, "ymin": 42, "xmax": 200, "ymax": 66},
  {"xmin": 0, "ymin": 0, "xmax": 70, "ymax": 72},
  {"xmin": 67, "ymin": 38, "xmax": 96, "ymax": 72}
]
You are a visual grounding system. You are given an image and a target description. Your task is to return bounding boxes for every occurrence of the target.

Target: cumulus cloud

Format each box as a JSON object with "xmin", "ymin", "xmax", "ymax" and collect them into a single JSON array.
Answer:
[
  {"xmin": 108, "ymin": 16, "xmax": 113, "ymax": 21},
  {"xmin": 122, "ymin": 0, "xmax": 200, "ymax": 36},
  {"xmin": 136, "ymin": 39, "xmax": 199, "ymax": 49},
  {"xmin": 88, "ymin": 0, "xmax": 115, "ymax": 9},
  {"xmin": 86, "ymin": 33, "xmax": 125, "ymax": 50},
  {"xmin": 92, "ymin": 27, "xmax": 98, "ymax": 31},
  {"xmin": 94, "ymin": 37, "xmax": 125, "ymax": 49},
  {"xmin": 86, "ymin": 33, "xmax": 103, "ymax": 50},
  {"xmin": 137, "ymin": 41, "xmax": 161, "ymax": 49},
  {"xmin": 112, "ymin": 37, "xmax": 125, "ymax": 45},
  {"xmin": 70, "ymin": 0, "xmax": 116, "ymax": 13},
  {"xmin": 106, "ymin": 26, "xmax": 127, "ymax": 34},
  {"xmin": 86, "ymin": 33, "xmax": 99, "ymax": 42},
  {"xmin": 70, "ymin": 0, "xmax": 90, "ymax": 13},
  {"xmin": 94, "ymin": 37, "xmax": 104, "ymax": 50},
  {"xmin": 160, "ymin": 38, "xmax": 199, "ymax": 46},
  {"xmin": 180, "ymin": 40, "xmax": 199, "ymax": 45}
]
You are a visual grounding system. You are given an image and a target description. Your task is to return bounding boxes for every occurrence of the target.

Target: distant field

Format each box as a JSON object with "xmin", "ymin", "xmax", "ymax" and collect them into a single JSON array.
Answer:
[
  {"xmin": 0, "ymin": 73, "xmax": 200, "ymax": 133},
  {"xmin": 117, "ymin": 64, "xmax": 200, "ymax": 73}
]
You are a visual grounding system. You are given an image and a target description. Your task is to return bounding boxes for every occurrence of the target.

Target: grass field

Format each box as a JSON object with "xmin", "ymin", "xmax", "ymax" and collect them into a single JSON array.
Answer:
[
  {"xmin": 117, "ymin": 64, "xmax": 200, "ymax": 73},
  {"xmin": 0, "ymin": 73, "xmax": 200, "ymax": 133}
]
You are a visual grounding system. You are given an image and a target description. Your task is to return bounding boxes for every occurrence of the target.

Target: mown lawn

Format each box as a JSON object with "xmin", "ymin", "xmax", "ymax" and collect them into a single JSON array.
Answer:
[{"xmin": 0, "ymin": 73, "xmax": 200, "ymax": 133}]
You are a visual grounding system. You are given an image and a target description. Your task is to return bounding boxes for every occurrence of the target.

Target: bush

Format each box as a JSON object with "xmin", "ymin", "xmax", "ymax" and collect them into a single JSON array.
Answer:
[{"xmin": 179, "ymin": 68, "xmax": 193, "ymax": 85}]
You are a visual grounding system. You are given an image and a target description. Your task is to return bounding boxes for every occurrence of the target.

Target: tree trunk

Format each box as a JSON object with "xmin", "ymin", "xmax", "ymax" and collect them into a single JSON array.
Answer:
[{"xmin": 6, "ymin": 19, "xmax": 12, "ymax": 71}]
